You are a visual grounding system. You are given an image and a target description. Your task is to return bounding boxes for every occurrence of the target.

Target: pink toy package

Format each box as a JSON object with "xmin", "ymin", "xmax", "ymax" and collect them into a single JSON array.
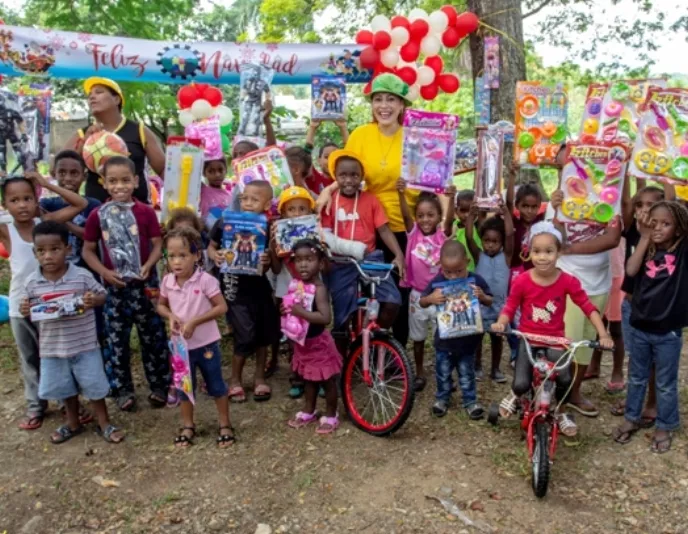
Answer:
[
  {"xmin": 402, "ymin": 110, "xmax": 459, "ymax": 193},
  {"xmin": 185, "ymin": 115, "xmax": 223, "ymax": 161},
  {"xmin": 280, "ymin": 279, "xmax": 316, "ymax": 346}
]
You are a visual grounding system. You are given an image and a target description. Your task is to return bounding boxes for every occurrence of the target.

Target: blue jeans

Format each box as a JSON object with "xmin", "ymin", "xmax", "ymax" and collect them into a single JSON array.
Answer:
[
  {"xmin": 626, "ymin": 328, "xmax": 682, "ymax": 431},
  {"xmin": 620, "ymin": 298, "xmax": 635, "ymax": 356},
  {"xmin": 435, "ymin": 348, "xmax": 478, "ymax": 406}
]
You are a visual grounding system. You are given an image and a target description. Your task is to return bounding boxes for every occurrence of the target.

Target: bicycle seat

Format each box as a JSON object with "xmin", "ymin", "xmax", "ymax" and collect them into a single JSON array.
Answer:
[{"xmin": 360, "ymin": 261, "xmax": 394, "ymax": 272}]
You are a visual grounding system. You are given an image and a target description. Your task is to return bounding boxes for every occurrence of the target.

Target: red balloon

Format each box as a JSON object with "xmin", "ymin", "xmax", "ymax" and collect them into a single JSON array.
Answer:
[
  {"xmin": 356, "ymin": 29, "xmax": 374, "ymax": 45},
  {"xmin": 177, "ymin": 85, "xmax": 198, "ymax": 109},
  {"xmin": 409, "ymin": 19, "xmax": 429, "ymax": 41},
  {"xmin": 203, "ymin": 87, "xmax": 223, "ymax": 107},
  {"xmin": 399, "ymin": 40, "xmax": 420, "ymax": 62},
  {"xmin": 0, "ymin": 241, "xmax": 8, "ymax": 259},
  {"xmin": 363, "ymin": 81, "xmax": 372, "ymax": 95},
  {"xmin": 438, "ymin": 73, "xmax": 460, "ymax": 94},
  {"xmin": 373, "ymin": 30, "xmax": 392, "ymax": 51},
  {"xmin": 194, "ymin": 83, "xmax": 210, "ymax": 96},
  {"xmin": 359, "ymin": 46, "xmax": 380, "ymax": 69},
  {"xmin": 424, "ymin": 55, "xmax": 444, "ymax": 75},
  {"xmin": 455, "ymin": 12, "xmax": 479, "ymax": 35},
  {"xmin": 420, "ymin": 83, "xmax": 439, "ymax": 100},
  {"xmin": 440, "ymin": 5, "xmax": 458, "ymax": 27},
  {"xmin": 397, "ymin": 66, "xmax": 418, "ymax": 85},
  {"xmin": 441, "ymin": 26, "xmax": 461, "ymax": 48},
  {"xmin": 391, "ymin": 15, "xmax": 410, "ymax": 29}
]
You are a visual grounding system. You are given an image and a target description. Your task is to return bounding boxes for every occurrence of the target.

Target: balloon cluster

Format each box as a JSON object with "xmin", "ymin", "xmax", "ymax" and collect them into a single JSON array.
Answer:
[
  {"xmin": 176, "ymin": 83, "xmax": 233, "ymax": 150},
  {"xmin": 356, "ymin": 7, "xmax": 479, "ymax": 101}
]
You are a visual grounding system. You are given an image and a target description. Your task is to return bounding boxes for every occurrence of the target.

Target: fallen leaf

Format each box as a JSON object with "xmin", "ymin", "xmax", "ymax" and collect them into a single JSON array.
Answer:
[
  {"xmin": 488, "ymin": 492, "xmax": 502, "ymax": 501},
  {"xmin": 91, "ymin": 476, "xmax": 120, "ymax": 488},
  {"xmin": 469, "ymin": 500, "xmax": 485, "ymax": 512}
]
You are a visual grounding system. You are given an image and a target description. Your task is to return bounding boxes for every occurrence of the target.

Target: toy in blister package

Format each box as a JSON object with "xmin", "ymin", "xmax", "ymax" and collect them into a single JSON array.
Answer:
[
  {"xmin": 311, "ymin": 75, "xmax": 346, "ymax": 120},
  {"xmin": 30, "ymin": 291, "xmax": 85, "ymax": 322},
  {"xmin": 402, "ymin": 109, "xmax": 459, "ymax": 193},
  {"xmin": 628, "ymin": 86, "xmax": 688, "ymax": 185},
  {"xmin": 558, "ymin": 141, "xmax": 629, "ymax": 226},
  {"xmin": 597, "ymin": 79, "xmax": 667, "ymax": 145},
  {"xmin": 184, "ymin": 115, "xmax": 222, "ymax": 161},
  {"xmin": 232, "ymin": 145, "xmax": 294, "ymax": 205},
  {"xmin": 162, "ymin": 137, "xmax": 204, "ymax": 222},
  {"xmin": 434, "ymin": 277, "xmax": 483, "ymax": 339},
  {"xmin": 484, "ymin": 36, "xmax": 500, "ymax": 89},
  {"xmin": 237, "ymin": 63, "xmax": 274, "ymax": 137},
  {"xmin": 281, "ymin": 279, "xmax": 316, "ymax": 346},
  {"xmin": 220, "ymin": 210, "xmax": 268, "ymax": 276},
  {"xmin": 474, "ymin": 75, "xmax": 491, "ymax": 127},
  {"xmin": 169, "ymin": 335, "xmax": 194, "ymax": 405},
  {"xmin": 514, "ymin": 81, "xmax": 568, "ymax": 167},
  {"xmin": 98, "ymin": 202, "xmax": 142, "ymax": 281},
  {"xmin": 274, "ymin": 215, "xmax": 320, "ymax": 257},
  {"xmin": 17, "ymin": 83, "xmax": 51, "ymax": 172},
  {"xmin": 0, "ymin": 88, "xmax": 30, "ymax": 173},
  {"xmin": 454, "ymin": 139, "xmax": 478, "ymax": 174},
  {"xmin": 474, "ymin": 127, "xmax": 504, "ymax": 210},
  {"xmin": 579, "ymin": 83, "xmax": 609, "ymax": 141}
]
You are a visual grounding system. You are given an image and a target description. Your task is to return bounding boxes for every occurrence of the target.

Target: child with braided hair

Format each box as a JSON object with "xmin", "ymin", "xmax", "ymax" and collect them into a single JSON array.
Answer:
[{"xmin": 613, "ymin": 200, "xmax": 688, "ymax": 454}]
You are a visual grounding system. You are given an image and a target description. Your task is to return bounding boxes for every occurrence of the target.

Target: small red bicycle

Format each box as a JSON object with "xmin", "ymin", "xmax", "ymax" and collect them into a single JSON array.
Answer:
[{"xmin": 487, "ymin": 330, "xmax": 606, "ymax": 498}]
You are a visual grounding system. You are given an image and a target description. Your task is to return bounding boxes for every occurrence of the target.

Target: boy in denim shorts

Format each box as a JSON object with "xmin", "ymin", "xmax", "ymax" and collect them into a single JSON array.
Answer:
[{"xmin": 21, "ymin": 221, "xmax": 124, "ymax": 444}]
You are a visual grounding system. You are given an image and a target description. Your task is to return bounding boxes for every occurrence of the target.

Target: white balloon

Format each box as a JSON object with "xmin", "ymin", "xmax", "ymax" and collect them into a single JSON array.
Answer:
[
  {"xmin": 408, "ymin": 8, "xmax": 429, "ymax": 22},
  {"xmin": 191, "ymin": 99, "xmax": 212, "ymax": 120},
  {"xmin": 407, "ymin": 84, "xmax": 420, "ymax": 101},
  {"xmin": 216, "ymin": 105, "xmax": 234, "ymax": 126},
  {"xmin": 428, "ymin": 10, "xmax": 449, "ymax": 34},
  {"xmin": 417, "ymin": 66, "xmax": 436, "ymax": 87},
  {"xmin": 420, "ymin": 35, "xmax": 442, "ymax": 57},
  {"xmin": 380, "ymin": 48, "xmax": 400, "ymax": 69},
  {"xmin": 390, "ymin": 26, "xmax": 410, "ymax": 47},
  {"xmin": 178, "ymin": 110, "xmax": 194, "ymax": 127},
  {"xmin": 370, "ymin": 14, "xmax": 391, "ymax": 32}
]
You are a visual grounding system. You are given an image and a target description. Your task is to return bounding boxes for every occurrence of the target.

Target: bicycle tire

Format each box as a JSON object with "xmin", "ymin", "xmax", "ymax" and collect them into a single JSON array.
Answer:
[
  {"xmin": 531, "ymin": 420, "xmax": 551, "ymax": 498},
  {"xmin": 341, "ymin": 332, "xmax": 415, "ymax": 437}
]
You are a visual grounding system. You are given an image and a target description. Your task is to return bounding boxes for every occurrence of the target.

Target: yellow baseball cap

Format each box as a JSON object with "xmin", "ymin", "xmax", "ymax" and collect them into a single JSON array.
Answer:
[
  {"xmin": 84, "ymin": 77, "xmax": 125, "ymax": 107},
  {"xmin": 328, "ymin": 149, "xmax": 365, "ymax": 180},
  {"xmin": 278, "ymin": 186, "xmax": 315, "ymax": 213}
]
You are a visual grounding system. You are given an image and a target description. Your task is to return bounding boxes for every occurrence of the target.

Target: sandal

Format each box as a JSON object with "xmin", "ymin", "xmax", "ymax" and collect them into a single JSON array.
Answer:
[
  {"xmin": 499, "ymin": 393, "xmax": 518, "ymax": 418},
  {"xmin": 228, "ymin": 386, "xmax": 247, "ymax": 403},
  {"xmin": 650, "ymin": 433, "xmax": 672, "ymax": 454},
  {"xmin": 610, "ymin": 399, "xmax": 625, "ymax": 417},
  {"xmin": 557, "ymin": 413, "xmax": 578, "ymax": 437},
  {"xmin": 316, "ymin": 415, "xmax": 339, "ymax": 434},
  {"xmin": 174, "ymin": 426, "xmax": 196, "ymax": 447},
  {"xmin": 97, "ymin": 424, "xmax": 125, "ymax": 444},
  {"xmin": 116, "ymin": 394, "xmax": 136, "ymax": 412},
  {"xmin": 414, "ymin": 376, "xmax": 427, "ymax": 392},
  {"xmin": 566, "ymin": 400, "xmax": 599, "ymax": 417},
  {"xmin": 288, "ymin": 411, "xmax": 319, "ymax": 429},
  {"xmin": 253, "ymin": 384, "xmax": 272, "ymax": 402},
  {"xmin": 217, "ymin": 426, "xmax": 236, "ymax": 448},
  {"xmin": 61, "ymin": 404, "xmax": 95, "ymax": 425},
  {"xmin": 604, "ymin": 381, "xmax": 626, "ymax": 394},
  {"xmin": 18, "ymin": 412, "xmax": 44, "ymax": 431},
  {"xmin": 612, "ymin": 423, "xmax": 640, "ymax": 444},
  {"xmin": 50, "ymin": 424, "xmax": 85, "ymax": 444},
  {"xmin": 148, "ymin": 392, "xmax": 166, "ymax": 409},
  {"xmin": 466, "ymin": 403, "xmax": 485, "ymax": 421},
  {"xmin": 167, "ymin": 387, "xmax": 180, "ymax": 408}
]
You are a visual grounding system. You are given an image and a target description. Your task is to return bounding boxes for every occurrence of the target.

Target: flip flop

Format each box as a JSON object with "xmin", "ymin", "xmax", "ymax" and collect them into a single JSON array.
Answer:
[
  {"xmin": 117, "ymin": 395, "xmax": 136, "ymax": 412},
  {"xmin": 650, "ymin": 434, "xmax": 672, "ymax": 454},
  {"xmin": 18, "ymin": 413, "xmax": 44, "ymax": 431},
  {"xmin": 228, "ymin": 386, "xmax": 247, "ymax": 403},
  {"xmin": 610, "ymin": 400, "xmax": 625, "ymax": 416},
  {"xmin": 148, "ymin": 392, "xmax": 166, "ymax": 409},
  {"xmin": 604, "ymin": 381, "xmax": 626, "ymax": 394},
  {"xmin": 612, "ymin": 424, "xmax": 639, "ymax": 444},
  {"xmin": 50, "ymin": 424, "xmax": 85, "ymax": 444},
  {"xmin": 253, "ymin": 384, "xmax": 272, "ymax": 402}
]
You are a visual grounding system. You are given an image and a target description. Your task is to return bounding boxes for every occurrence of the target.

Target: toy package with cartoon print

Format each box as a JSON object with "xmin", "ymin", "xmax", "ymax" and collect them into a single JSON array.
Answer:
[
  {"xmin": 433, "ymin": 277, "xmax": 483, "ymax": 339},
  {"xmin": 274, "ymin": 214, "xmax": 320, "ymax": 257},
  {"xmin": 281, "ymin": 279, "xmax": 316, "ymax": 346},
  {"xmin": 474, "ymin": 126, "xmax": 504, "ymax": 210},
  {"xmin": 311, "ymin": 75, "xmax": 346, "ymax": 120},
  {"xmin": 237, "ymin": 63, "xmax": 274, "ymax": 137},
  {"xmin": 29, "ymin": 291, "xmax": 85, "ymax": 322},
  {"xmin": 220, "ymin": 210, "xmax": 268, "ymax": 275},
  {"xmin": 169, "ymin": 335, "xmax": 194, "ymax": 405},
  {"xmin": 98, "ymin": 202, "xmax": 142, "ymax": 281}
]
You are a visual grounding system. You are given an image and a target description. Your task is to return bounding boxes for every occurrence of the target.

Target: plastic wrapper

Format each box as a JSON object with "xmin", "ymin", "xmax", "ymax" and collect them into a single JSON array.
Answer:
[
  {"xmin": 579, "ymin": 83, "xmax": 609, "ymax": 140},
  {"xmin": 281, "ymin": 279, "xmax": 316, "ymax": 346},
  {"xmin": 232, "ymin": 146, "xmax": 293, "ymax": 214},
  {"xmin": 311, "ymin": 75, "xmax": 346, "ymax": 120},
  {"xmin": 185, "ymin": 115, "xmax": 222, "ymax": 161},
  {"xmin": 169, "ymin": 335, "xmax": 194, "ymax": 405},
  {"xmin": 474, "ymin": 75, "xmax": 491, "ymax": 127},
  {"xmin": 454, "ymin": 139, "xmax": 478, "ymax": 174},
  {"xmin": 274, "ymin": 215, "xmax": 320, "ymax": 257},
  {"xmin": 30, "ymin": 291, "xmax": 85, "ymax": 322},
  {"xmin": 474, "ymin": 127, "xmax": 504, "ymax": 210},
  {"xmin": 98, "ymin": 202, "xmax": 142, "ymax": 281},
  {"xmin": 17, "ymin": 83, "xmax": 51, "ymax": 172},
  {"xmin": 434, "ymin": 277, "xmax": 483, "ymax": 339},
  {"xmin": 237, "ymin": 63, "xmax": 274, "ymax": 137},
  {"xmin": 628, "ymin": 87, "xmax": 688, "ymax": 185},
  {"xmin": 220, "ymin": 210, "xmax": 268, "ymax": 275},
  {"xmin": 162, "ymin": 137, "xmax": 205, "ymax": 221},
  {"xmin": 484, "ymin": 36, "xmax": 500, "ymax": 89},
  {"xmin": 402, "ymin": 109, "xmax": 459, "ymax": 193},
  {"xmin": 0, "ymin": 88, "xmax": 29, "ymax": 173}
]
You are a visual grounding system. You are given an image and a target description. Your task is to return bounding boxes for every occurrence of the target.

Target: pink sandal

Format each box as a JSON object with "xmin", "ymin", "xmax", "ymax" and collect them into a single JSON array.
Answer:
[
  {"xmin": 288, "ymin": 411, "xmax": 319, "ymax": 429},
  {"xmin": 228, "ymin": 386, "xmax": 247, "ymax": 403},
  {"xmin": 316, "ymin": 415, "xmax": 339, "ymax": 435}
]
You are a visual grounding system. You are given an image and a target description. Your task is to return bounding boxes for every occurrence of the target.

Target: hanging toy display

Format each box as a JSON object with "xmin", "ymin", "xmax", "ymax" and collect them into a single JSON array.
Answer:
[
  {"xmin": 474, "ymin": 75, "xmax": 491, "ymax": 127},
  {"xmin": 628, "ymin": 86, "xmax": 688, "ymax": 184},
  {"xmin": 281, "ymin": 279, "xmax": 317, "ymax": 346},
  {"xmin": 237, "ymin": 63, "xmax": 274, "ymax": 137},
  {"xmin": 474, "ymin": 126, "xmax": 504, "ymax": 211},
  {"xmin": 557, "ymin": 141, "xmax": 629, "ymax": 226},
  {"xmin": 483, "ymin": 36, "xmax": 500, "ymax": 89},
  {"xmin": 579, "ymin": 83, "xmax": 609, "ymax": 142},
  {"xmin": 16, "ymin": 83, "xmax": 51, "ymax": 172},
  {"xmin": 514, "ymin": 81, "xmax": 568, "ymax": 167}
]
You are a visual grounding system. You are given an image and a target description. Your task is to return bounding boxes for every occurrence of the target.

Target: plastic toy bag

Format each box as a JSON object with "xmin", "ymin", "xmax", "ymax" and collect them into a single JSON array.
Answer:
[
  {"xmin": 628, "ymin": 87, "xmax": 688, "ymax": 185},
  {"xmin": 17, "ymin": 83, "xmax": 51, "ymax": 172},
  {"xmin": 597, "ymin": 79, "xmax": 667, "ymax": 145},
  {"xmin": 514, "ymin": 82, "xmax": 568, "ymax": 167},
  {"xmin": 280, "ymin": 279, "xmax": 316, "ymax": 346},
  {"xmin": 311, "ymin": 75, "xmax": 346, "ymax": 120},
  {"xmin": 162, "ymin": 137, "xmax": 204, "ymax": 222},
  {"xmin": 579, "ymin": 83, "xmax": 609, "ymax": 140},
  {"xmin": 274, "ymin": 214, "xmax": 320, "ymax": 257},
  {"xmin": 402, "ymin": 109, "xmax": 459, "ymax": 193},
  {"xmin": 474, "ymin": 127, "xmax": 504, "ymax": 210},
  {"xmin": 474, "ymin": 75, "xmax": 491, "ymax": 127},
  {"xmin": 454, "ymin": 139, "xmax": 478, "ymax": 174},
  {"xmin": 98, "ymin": 202, "xmax": 142, "ymax": 281},
  {"xmin": 557, "ymin": 142, "xmax": 629, "ymax": 226},
  {"xmin": 237, "ymin": 63, "xmax": 274, "ymax": 137},
  {"xmin": 484, "ymin": 36, "xmax": 500, "ymax": 89},
  {"xmin": 169, "ymin": 335, "xmax": 194, "ymax": 405},
  {"xmin": 185, "ymin": 115, "xmax": 222, "ymax": 161},
  {"xmin": 433, "ymin": 277, "xmax": 483, "ymax": 339},
  {"xmin": 220, "ymin": 210, "xmax": 268, "ymax": 275},
  {"xmin": 30, "ymin": 291, "xmax": 85, "ymax": 322}
]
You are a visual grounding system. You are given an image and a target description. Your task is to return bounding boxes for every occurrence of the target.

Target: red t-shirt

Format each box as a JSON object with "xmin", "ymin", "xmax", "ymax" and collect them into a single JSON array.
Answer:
[
  {"xmin": 305, "ymin": 168, "xmax": 334, "ymax": 195},
  {"xmin": 501, "ymin": 270, "xmax": 597, "ymax": 340},
  {"xmin": 320, "ymin": 191, "xmax": 387, "ymax": 253},
  {"xmin": 84, "ymin": 199, "xmax": 161, "ymax": 273}
]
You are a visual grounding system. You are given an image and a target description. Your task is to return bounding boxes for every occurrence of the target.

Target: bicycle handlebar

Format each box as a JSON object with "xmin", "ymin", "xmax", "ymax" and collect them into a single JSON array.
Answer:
[{"xmin": 331, "ymin": 256, "xmax": 397, "ymax": 282}]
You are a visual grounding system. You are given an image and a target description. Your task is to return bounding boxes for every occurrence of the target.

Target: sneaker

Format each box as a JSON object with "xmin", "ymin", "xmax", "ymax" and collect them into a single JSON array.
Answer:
[
  {"xmin": 466, "ymin": 403, "xmax": 485, "ymax": 420},
  {"xmin": 475, "ymin": 368, "xmax": 485, "ymax": 382},
  {"xmin": 491, "ymin": 370, "xmax": 507, "ymax": 384},
  {"xmin": 432, "ymin": 400, "xmax": 448, "ymax": 417}
]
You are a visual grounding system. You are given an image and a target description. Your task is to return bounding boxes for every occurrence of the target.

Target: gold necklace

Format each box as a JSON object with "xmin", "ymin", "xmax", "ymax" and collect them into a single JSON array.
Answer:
[{"xmin": 378, "ymin": 129, "xmax": 397, "ymax": 168}]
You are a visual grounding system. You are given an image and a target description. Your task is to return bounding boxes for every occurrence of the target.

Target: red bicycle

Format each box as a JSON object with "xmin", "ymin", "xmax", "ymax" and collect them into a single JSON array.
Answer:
[
  {"xmin": 487, "ymin": 330, "xmax": 606, "ymax": 498},
  {"xmin": 334, "ymin": 258, "xmax": 415, "ymax": 437}
]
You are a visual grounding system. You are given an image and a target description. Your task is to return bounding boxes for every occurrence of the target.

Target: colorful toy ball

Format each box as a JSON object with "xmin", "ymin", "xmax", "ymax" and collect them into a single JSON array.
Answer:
[
  {"xmin": 82, "ymin": 131, "xmax": 129, "ymax": 175},
  {"xmin": 0, "ymin": 295, "xmax": 9, "ymax": 324}
]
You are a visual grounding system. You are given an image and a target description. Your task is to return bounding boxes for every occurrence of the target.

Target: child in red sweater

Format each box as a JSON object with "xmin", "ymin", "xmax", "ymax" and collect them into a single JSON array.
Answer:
[{"xmin": 492, "ymin": 222, "xmax": 612, "ymax": 436}]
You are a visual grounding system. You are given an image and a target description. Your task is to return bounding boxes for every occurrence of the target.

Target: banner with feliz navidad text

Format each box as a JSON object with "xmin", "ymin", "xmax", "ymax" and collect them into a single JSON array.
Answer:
[{"xmin": 0, "ymin": 25, "xmax": 370, "ymax": 85}]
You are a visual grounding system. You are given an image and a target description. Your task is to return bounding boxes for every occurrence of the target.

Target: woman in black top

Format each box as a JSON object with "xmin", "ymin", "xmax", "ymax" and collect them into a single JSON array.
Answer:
[{"xmin": 65, "ymin": 77, "xmax": 165, "ymax": 203}]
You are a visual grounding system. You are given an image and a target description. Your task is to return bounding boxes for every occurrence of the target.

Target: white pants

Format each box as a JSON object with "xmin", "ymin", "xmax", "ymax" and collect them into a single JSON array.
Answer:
[{"xmin": 408, "ymin": 289, "xmax": 436, "ymax": 342}]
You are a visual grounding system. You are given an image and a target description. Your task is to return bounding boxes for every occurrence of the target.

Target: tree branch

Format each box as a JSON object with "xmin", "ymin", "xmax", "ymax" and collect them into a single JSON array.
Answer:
[{"xmin": 522, "ymin": 0, "xmax": 554, "ymax": 20}]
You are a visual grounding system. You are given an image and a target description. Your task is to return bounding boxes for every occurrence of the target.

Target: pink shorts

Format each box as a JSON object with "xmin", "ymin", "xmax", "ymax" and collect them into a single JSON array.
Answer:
[{"xmin": 604, "ymin": 276, "xmax": 624, "ymax": 322}]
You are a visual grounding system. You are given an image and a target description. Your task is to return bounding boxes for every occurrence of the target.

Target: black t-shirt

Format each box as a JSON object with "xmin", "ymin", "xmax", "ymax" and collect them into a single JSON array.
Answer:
[
  {"xmin": 630, "ymin": 239, "xmax": 688, "ymax": 334},
  {"xmin": 420, "ymin": 272, "xmax": 491, "ymax": 352},
  {"xmin": 621, "ymin": 223, "xmax": 640, "ymax": 294}
]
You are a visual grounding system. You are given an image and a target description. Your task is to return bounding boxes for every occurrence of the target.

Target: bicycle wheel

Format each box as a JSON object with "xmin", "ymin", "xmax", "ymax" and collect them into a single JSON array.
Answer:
[
  {"xmin": 531, "ymin": 420, "xmax": 551, "ymax": 498},
  {"xmin": 341, "ymin": 332, "xmax": 415, "ymax": 436}
]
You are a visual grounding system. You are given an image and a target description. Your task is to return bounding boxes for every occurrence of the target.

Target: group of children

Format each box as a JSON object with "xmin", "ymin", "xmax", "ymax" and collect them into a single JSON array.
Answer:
[{"xmin": 3, "ymin": 131, "xmax": 687, "ymax": 454}]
